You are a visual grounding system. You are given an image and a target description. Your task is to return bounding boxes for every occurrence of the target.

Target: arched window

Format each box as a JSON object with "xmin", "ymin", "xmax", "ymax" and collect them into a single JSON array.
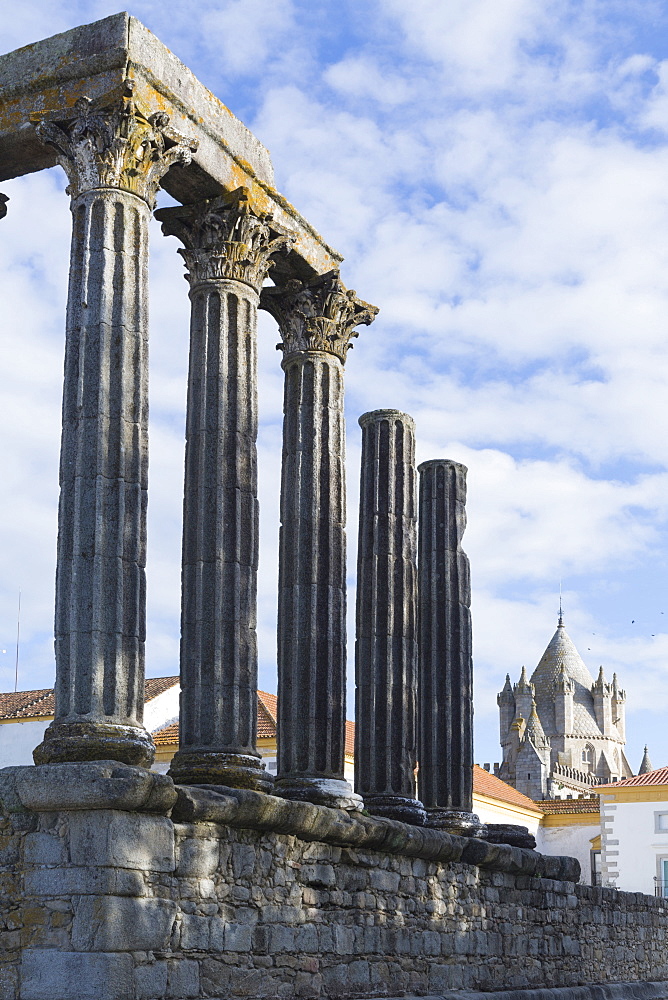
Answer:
[{"xmin": 581, "ymin": 744, "xmax": 594, "ymax": 767}]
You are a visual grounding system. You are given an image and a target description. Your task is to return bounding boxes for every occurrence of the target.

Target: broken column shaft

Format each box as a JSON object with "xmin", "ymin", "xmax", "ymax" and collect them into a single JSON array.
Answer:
[
  {"xmin": 261, "ymin": 271, "xmax": 377, "ymax": 809},
  {"xmin": 33, "ymin": 86, "xmax": 196, "ymax": 766},
  {"xmin": 355, "ymin": 409, "xmax": 425, "ymax": 825},
  {"xmin": 156, "ymin": 192, "xmax": 290, "ymax": 790},
  {"xmin": 417, "ymin": 459, "xmax": 482, "ymax": 835}
]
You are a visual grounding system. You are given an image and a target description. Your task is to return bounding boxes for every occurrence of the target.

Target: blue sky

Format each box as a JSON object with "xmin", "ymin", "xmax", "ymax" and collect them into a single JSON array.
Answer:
[{"xmin": 2, "ymin": 0, "xmax": 668, "ymax": 773}]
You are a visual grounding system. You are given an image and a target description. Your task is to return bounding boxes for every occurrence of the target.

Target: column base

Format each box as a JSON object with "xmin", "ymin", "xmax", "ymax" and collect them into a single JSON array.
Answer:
[
  {"xmin": 168, "ymin": 750, "xmax": 273, "ymax": 793},
  {"xmin": 274, "ymin": 776, "xmax": 362, "ymax": 811},
  {"xmin": 33, "ymin": 720, "xmax": 155, "ymax": 768},
  {"xmin": 363, "ymin": 794, "xmax": 426, "ymax": 826},
  {"xmin": 425, "ymin": 808, "xmax": 486, "ymax": 838}
]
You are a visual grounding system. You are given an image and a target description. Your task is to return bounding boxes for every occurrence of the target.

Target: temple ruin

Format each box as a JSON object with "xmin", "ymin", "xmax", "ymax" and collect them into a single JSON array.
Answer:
[{"xmin": 1, "ymin": 13, "xmax": 667, "ymax": 1000}]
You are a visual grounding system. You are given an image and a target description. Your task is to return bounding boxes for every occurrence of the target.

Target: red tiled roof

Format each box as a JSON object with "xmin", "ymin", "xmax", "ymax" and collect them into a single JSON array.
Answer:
[
  {"xmin": 153, "ymin": 721, "xmax": 179, "ymax": 746},
  {"xmin": 152, "ymin": 689, "xmax": 356, "ymax": 755},
  {"xmin": 257, "ymin": 691, "xmax": 277, "ymax": 738},
  {"xmin": 0, "ymin": 675, "xmax": 179, "ymax": 721},
  {"xmin": 0, "ymin": 688, "xmax": 54, "ymax": 719},
  {"xmin": 144, "ymin": 676, "xmax": 180, "ymax": 700},
  {"xmin": 598, "ymin": 766, "xmax": 668, "ymax": 789},
  {"xmin": 536, "ymin": 798, "xmax": 599, "ymax": 814},
  {"xmin": 472, "ymin": 765, "xmax": 543, "ymax": 812}
]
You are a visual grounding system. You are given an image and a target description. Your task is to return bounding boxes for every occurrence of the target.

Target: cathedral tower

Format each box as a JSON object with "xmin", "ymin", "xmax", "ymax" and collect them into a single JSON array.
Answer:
[{"xmin": 496, "ymin": 617, "xmax": 632, "ymax": 799}]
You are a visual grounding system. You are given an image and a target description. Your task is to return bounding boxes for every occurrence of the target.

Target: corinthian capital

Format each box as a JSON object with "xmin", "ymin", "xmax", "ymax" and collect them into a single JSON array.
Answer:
[
  {"xmin": 261, "ymin": 270, "xmax": 378, "ymax": 363},
  {"xmin": 36, "ymin": 80, "xmax": 198, "ymax": 206},
  {"xmin": 155, "ymin": 188, "xmax": 293, "ymax": 290},
  {"xmin": 0, "ymin": 193, "xmax": 8, "ymax": 219}
]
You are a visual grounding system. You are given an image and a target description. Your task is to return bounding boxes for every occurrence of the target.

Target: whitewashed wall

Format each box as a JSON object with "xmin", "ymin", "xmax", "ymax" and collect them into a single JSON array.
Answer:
[
  {"xmin": 473, "ymin": 795, "xmax": 542, "ymax": 838},
  {"xmin": 601, "ymin": 795, "xmax": 668, "ymax": 894},
  {"xmin": 536, "ymin": 822, "xmax": 599, "ymax": 884},
  {"xmin": 0, "ymin": 719, "xmax": 49, "ymax": 767}
]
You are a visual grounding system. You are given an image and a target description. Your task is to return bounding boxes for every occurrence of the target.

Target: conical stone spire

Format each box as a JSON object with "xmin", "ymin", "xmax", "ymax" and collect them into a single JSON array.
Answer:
[{"xmin": 639, "ymin": 746, "xmax": 653, "ymax": 775}]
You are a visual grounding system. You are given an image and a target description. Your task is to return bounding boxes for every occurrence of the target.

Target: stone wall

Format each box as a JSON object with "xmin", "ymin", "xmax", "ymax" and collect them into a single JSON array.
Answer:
[{"xmin": 2, "ymin": 764, "xmax": 668, "ymax": 1000}]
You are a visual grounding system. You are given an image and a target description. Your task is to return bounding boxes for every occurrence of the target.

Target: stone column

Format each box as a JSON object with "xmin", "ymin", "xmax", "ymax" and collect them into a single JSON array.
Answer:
[
  {"xmin": 417, "ymin": 459, "xmax": 482, "ymax": 835},
  {"xmin": 155, "ymin": 192, "xmax": 291, "ymax": 790},
  {"xmin": 355, "ymin": 410, "xmax": 425, "ymax": 824},
  {"xmin": 261, "ymin": 271, "xmax": 377, "ymax": 809},
  {"xmin": 33, "ymin": 83, "xmax": 197, "ymax": 766}
]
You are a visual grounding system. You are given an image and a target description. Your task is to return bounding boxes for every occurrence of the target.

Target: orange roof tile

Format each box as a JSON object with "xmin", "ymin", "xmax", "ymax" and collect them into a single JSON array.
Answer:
[
  {"xmin": 144, "ymin": 676, "xmax": 180, "ymax": 700},
  {"xmin": 536, "ymin": 798, "xmax": 599, "ymax": 814},
  {"xmin": 598, "ymin": 765, "xmax": 668, "ymax": 789},
  {"xmin": 472, "ymin": 765, "xmax": 543, "ymax": 812},
  {"xmin": 0, "ymin": 676, "xmax": 179, "ymax": 721},
  {"xmin": 0, "ymin": 687, "xmax": 54, "ymax": 719},
  {"xmin": 150, "ymin": 689, "xmax": 356, "ymax": 755}
]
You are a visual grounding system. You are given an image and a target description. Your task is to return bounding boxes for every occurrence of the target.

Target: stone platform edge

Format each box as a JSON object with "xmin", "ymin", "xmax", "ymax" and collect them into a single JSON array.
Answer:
[
  {"xmin": 357, "ymin": 983, "xmax": 668, "ymax": 1000},
  {"xmin": 1, "ymin": 761, "xmax": 580, "ymax": 882}
]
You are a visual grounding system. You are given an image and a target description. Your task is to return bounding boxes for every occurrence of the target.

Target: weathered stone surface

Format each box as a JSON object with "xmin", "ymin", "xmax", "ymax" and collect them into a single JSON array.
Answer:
[
  {"xmin": 71, "ymin": 896, "xmax": 177, "ymax": 951},
  {"xmin": 418, "ymin": 459, "xmax": 482, "ymax": 836},
  {"xmin": 0, "ymin": 14, "xmax": 342, "ymax": 277},
  {"xmin": 155, "ymin": 193, "xmax": 289, "ymax": 791},
  {"xmin": 20, "ymin": 951, "xmax": 133, "ymax": 1000},
  {"xmin": 355, "ymin": 409, "xmax": 424, "ymax": 825},
  {"xmin": 16, "ymin": 761, "xmax": 176, "ymax": 813},
  {"xmin": 31, "ymin": 87, "xmax": 196, "ymax": 766},
  {"xmin": 261, "ymin": 272, "xmax": 377, "ymax": 809},
  {"xmin": 171, "ymin": 784, "xmax": 578, "ymax": 878},
  {"xmin": 68, "ymin": 809, "xmax": 174, "ymax": 871}
]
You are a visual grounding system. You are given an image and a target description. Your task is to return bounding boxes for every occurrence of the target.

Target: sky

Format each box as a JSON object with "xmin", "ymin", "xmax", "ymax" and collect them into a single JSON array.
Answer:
[{"xmin": 1, "ymin": 0, "xmax": 668, "ymax": 773}]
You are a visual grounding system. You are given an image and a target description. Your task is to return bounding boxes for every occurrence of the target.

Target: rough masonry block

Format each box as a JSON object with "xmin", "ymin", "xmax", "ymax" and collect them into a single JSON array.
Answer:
[
  {"xmin": 71, "ymin": 896, "xmax": 177, "ymax": 952},
  {"xmin": 21, "ymin": 950, "xmax": 133, "ymax": 1000},
  {"xmin": 68, "ymin": 810, "xmax": 174, "ymax": 871}
]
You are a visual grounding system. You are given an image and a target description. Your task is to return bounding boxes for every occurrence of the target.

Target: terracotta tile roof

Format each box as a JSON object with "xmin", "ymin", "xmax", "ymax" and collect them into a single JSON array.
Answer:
[
  {"xmin": 0, "ymin": 687, "xmax": 54, "ymax": 719},
  {"xmin": 472, "ymin": 765, "xmax": 543, "ymax": 812},
  {"xmin": 598, "ymin": 766, "xmax": 668, "ymax": 789},
  {"xmin": 151, "ymin": 689, "xmax": 356, "ymax": 755},
  {"xmin": 0, "ymin": 675, "xmax": 179, "ymax": 721},
  {"xmin": 536, "ymin": 798, "xmax": 600, "ymax": 814},
  {"xmin": 144, "ymin": 676, "xmax": 180, "ymax": 700},
  {"xmin": 153, "ymin": 722, "xmax": 179, "ymax": 746},
  {"xmin": 257, "ymin": 691, "xmax": 277, "ymax": 738}
]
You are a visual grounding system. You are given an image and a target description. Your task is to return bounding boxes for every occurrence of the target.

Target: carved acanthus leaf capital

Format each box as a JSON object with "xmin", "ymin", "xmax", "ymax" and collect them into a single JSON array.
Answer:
[
  {"xmin": 155, "ymin": 189, "xmax": 293, "ymax": 290},
  {"xmin": 0, "ymin": 193, "xmax": 8, "ymax": 220},
  {"xmin": 36, "ymin": 80, "xmax": 198, "ymax": 206},
  {"xmin": 260, "ymin": 270, "xmax": 378, "ymax": 364}
]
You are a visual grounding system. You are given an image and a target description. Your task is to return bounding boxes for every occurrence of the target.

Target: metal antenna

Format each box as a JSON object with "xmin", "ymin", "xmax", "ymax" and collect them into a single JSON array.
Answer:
[{"xmin": 14, "ymin": 589, "xmax": 20, "ymax": 693}]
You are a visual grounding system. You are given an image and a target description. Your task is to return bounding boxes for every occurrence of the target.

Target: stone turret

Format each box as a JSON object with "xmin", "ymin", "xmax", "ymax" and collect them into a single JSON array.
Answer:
[
  {"xmin": 497, "ymin": 675, "xmax": 515, "ymax": 749},
  {"xmin": 592, "ymin": 666, "xmax": 614, "ymax": 737},
  {"xmin": 513, "ymin": 666, "xmax": 534, "ymax": 725},
  {"xmin": 554, "ymin": 660, "xmax": 575, "ymax": 734},
  {"xmin": 612, "ymin": 673, "xmax": 626, "ymax": 742}
]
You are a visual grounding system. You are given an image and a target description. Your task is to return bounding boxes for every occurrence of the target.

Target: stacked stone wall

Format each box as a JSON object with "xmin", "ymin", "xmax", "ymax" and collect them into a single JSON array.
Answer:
[{"xmin": 2, "ymin": 767, "xmax": 668, "ymax": 1000}]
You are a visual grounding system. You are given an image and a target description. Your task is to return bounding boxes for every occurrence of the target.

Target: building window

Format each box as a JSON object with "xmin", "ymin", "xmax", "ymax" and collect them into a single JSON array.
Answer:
[
  {"xmin": 582, "ymin": 744, "xmax": 594, "ymax": 768},
  {"xmin": 655, "ymin": 813, "xmax": 668, "ymax": 834},
  {"xmin": 656, "ymin": 858, "xmax": 668, "ymax": 897},
  {"xmin": 590, "ymin": 850, "xmax": 601, "ymax": 886}
]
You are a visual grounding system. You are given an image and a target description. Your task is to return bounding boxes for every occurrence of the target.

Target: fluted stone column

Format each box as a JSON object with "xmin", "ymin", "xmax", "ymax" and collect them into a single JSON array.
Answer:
[
  {"xmin": 355, "ymin": 410, "xmax": 425, "ymax": 825},
  {"xmin": 33, "ymin": 83, "xmax": 197, "ymax": 766},
  {"xmin": 417, "ymin": 459, "xmax": 482, "ymax": 836},
  {"xmin": 155, "ymin": 192, "xmax": 290, "ymax": 789},
  {"xmin": 261, "ymin": 271, "xmax": 377, "ymax": 809}
]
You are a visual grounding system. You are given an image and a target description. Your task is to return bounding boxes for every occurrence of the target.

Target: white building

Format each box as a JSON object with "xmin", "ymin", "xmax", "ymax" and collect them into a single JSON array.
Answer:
[{"xmin": 597, "ymin": 765, "xmax": 668, "ymax": 895}]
